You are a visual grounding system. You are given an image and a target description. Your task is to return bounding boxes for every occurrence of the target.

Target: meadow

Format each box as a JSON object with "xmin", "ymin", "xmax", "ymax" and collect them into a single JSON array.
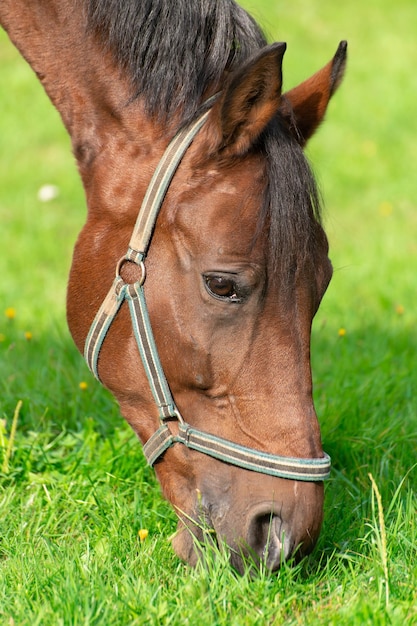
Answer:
[{"xmin": 1, "ymin": 0, "xmax": 416, "ymax": 623}]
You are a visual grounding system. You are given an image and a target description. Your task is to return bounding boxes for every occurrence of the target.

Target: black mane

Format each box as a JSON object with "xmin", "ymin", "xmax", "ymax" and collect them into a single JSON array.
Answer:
[
  {"xmin": 86, "ymin": 0, "xmax": 322, "ymax": 279},
  {"xmin": 86, "ymin": 0, "xmax": 266, "ymax": 122}
]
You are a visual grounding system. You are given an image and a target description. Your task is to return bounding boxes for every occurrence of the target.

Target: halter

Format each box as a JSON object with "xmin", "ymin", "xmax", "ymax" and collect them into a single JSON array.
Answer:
[{"xmin": 84, "ymin": 105, "xmax": 331, "ymax": 482}]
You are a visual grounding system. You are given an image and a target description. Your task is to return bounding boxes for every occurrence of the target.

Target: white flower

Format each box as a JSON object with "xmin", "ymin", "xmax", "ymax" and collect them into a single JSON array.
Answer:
[{"xmin": 37, "ymin": 184, "xmax": 60, "ymax": 202}]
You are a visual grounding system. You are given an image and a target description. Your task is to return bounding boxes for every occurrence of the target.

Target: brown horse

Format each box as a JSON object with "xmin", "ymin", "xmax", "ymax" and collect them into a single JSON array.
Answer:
[{"xmin": 0, "ymin": 1, "xmax": 346, "ymax": 573}]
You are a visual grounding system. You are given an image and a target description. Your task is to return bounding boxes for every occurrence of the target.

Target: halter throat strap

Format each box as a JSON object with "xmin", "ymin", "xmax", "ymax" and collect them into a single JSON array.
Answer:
[{"xmin": 83, "ymin": 105, "xmax": 331, "ymax": 482}]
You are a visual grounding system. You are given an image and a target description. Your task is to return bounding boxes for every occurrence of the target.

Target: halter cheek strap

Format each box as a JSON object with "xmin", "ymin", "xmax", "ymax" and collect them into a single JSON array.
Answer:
[{"xmin": 83, "ymin": 105, "xmax": 331, "ymax": 482}]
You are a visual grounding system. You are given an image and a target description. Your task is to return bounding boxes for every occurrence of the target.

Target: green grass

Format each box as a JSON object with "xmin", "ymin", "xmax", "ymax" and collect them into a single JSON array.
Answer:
[{"xmin": 1, "ymin": 0, "xmax": 417, "ymax": 623}]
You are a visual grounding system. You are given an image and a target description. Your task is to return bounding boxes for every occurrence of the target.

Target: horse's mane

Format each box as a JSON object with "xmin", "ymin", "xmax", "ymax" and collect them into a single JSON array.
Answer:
[
  {"xmin": 85, "ymin": 0, "xmax": 322, "ymax": 281},
  {"xmin": 86, "ymin": 0, "xmax": 266, "ymax": 122}
]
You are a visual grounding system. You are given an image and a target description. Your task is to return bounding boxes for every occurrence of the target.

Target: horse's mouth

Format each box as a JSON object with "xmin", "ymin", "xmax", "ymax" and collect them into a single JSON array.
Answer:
[{"xmin": 170, "ymin": 505, "xmax": 294, "ymax": 574}]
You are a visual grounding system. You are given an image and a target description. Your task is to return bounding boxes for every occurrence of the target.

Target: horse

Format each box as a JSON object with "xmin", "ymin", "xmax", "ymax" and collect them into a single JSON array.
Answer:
[{"xmin": 0, "ymin": 1, "xmax": 346, "ymax": 574}]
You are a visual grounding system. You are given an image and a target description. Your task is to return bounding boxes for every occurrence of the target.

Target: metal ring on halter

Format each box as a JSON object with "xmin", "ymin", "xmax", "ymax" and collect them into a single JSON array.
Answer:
[{"xmin": 116, "ymin": 256, "xmax": 146, "ymax": 286}]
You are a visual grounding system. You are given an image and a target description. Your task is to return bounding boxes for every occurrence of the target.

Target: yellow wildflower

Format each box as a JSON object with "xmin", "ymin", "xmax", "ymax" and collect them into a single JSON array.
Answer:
[
  {"xmin": 395, "ymin": 305, "xmax": 404, "ymax": 316},
  {"xmin": 24, "ymin": 331, "xmax": 33, "ymax": 341},
  {"xmin": 138, "ymin": 529, "xmax": 149, "ymax": 542},
  {"xmin": 79, "ymin": 381, "xmax": 88, "ymax": 391},
  {"xmin": 338, "ymin": 328, "xmax": 346, "ymax": 337},
  {"xmin": 5, "ymin": 307, "xmax": 16, "ymax": 320}
]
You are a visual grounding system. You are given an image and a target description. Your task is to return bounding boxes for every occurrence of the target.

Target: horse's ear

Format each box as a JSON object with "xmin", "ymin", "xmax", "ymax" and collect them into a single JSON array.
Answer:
[
  {"xmin": 280, "ymin": 41, "xmax": 347, "ymax": 146},
  {"xmin": 204, "ymin": 43, "xmax": 286, "ymax": 158}
]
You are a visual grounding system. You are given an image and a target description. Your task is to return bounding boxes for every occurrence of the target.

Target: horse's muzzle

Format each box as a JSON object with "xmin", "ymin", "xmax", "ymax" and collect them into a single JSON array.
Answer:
[{"xmin": 242, "ymin": 506, "xmax": 293, "ymax": 571}]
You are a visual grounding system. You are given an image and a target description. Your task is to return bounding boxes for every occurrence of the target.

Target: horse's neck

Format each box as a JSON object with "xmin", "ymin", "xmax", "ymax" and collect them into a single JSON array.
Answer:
[
  {"xmin": 2, "ymin": 3, "xmax": 87, "ymax": 130},
  {"xmin": 2, "ymin": 3, "xmax": 133, "ymax": 146},
  {"xmin": 0, "ymin": 1, "xmax": 168, "ymax": 204}
]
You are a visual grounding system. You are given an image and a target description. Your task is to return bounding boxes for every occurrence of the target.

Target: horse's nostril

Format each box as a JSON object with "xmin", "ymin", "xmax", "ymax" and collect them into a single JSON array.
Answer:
[{"xmin": 247, "ymin": 513, "xmax": 290, "ymax": 571}]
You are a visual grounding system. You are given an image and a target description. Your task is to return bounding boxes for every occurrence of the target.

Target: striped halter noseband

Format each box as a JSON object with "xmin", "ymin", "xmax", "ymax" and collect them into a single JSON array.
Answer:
[{"xmin": 83, "ymin": 104, "xmax": 331, "ymax": 482}]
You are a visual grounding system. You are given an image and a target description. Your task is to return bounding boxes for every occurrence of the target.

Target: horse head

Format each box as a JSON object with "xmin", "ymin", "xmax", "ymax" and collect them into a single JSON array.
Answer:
[{"xmin": 0, "ymin": 1, "xmax": 346, "ymax": 573}]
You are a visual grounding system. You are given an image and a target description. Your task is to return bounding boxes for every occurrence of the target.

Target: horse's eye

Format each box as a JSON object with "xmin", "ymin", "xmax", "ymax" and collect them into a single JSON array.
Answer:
[{"xmin": 204, "ymin": 275, "xmax": 240, "ymax": 301}]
